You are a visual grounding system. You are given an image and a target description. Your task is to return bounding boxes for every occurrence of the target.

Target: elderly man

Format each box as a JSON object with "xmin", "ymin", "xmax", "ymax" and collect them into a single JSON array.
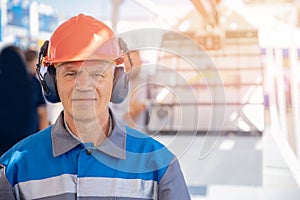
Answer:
[{"xmin": 0, "ymin": 14, "xmax": 190, "ymax": 200}]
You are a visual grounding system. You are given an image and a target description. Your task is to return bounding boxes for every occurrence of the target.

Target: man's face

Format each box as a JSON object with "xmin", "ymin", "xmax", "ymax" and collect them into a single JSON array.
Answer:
[{"xmin": 56, "ymin": 60, "xmax": 114, "ymax": 122}]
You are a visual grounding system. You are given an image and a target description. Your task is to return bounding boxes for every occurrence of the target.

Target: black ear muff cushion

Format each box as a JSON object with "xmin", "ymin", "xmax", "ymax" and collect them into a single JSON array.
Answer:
[
  {"xmin": 111, "ymin": 67, "xmax": 129, "ymax": 104},
  {"xmin": 44, "ymin": 66, "xmax": 60, "ymax": 103}
]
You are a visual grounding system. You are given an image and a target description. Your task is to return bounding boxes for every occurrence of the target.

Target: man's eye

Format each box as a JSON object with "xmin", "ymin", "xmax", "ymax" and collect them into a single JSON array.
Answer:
[
  {"xmin": 91, "ymin": 73, "xmax": 105, "ymax": 78},
  {"xmin": 65, "ymin": 72, "xmax": 76, "ymax": 77}
]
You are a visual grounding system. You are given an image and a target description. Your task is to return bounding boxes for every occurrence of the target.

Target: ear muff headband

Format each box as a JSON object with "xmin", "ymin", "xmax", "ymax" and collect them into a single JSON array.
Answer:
[{"xmin": 36, "ymin": 40, "xmax": 50, "ymax": 94}]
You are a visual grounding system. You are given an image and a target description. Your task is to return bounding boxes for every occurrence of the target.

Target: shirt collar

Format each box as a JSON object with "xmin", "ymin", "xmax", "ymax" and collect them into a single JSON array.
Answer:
[
  {"xmin": 63, "ymin": 112, "xmax": 113, "ymax": 143},
  {"xmin": 51, "ymin": 109, "xmax": 127, "ymax": 159}
]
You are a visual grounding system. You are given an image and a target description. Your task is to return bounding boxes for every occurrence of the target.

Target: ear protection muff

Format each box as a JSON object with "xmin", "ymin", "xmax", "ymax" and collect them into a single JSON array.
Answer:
[
  {"xmin": 36, "ymin": 39, "xmax": 130, "ymax": 104},
  {"xmin": 43, "ymin": 66, "xmax": 60, "ymax": 103},
  {"xmin": 110, "ymin": 38, "xmax": 131, "ymax": 104},
  {"xmin": 36, "ymin": 41, "xmax": 60, "ymax": 103},
  {"xmin": 111, "ymin": 66, "xmax": 129, "ymax": 104}
]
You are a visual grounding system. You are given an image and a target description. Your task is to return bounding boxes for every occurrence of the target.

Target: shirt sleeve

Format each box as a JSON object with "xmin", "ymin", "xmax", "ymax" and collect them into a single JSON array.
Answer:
[
  {"xmin": 0, "ymin": 165, "xmax": 16, "ymax": 200},
  {"xmin": 158, "ymin": 157, "xmax": 191, "ymax": 200}
]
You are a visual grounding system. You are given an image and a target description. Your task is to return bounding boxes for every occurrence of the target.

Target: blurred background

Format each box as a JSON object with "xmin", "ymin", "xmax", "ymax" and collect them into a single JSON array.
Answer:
[{"xmin": 1, "ymin": 0, "xmax": 300, "ymax": 199}]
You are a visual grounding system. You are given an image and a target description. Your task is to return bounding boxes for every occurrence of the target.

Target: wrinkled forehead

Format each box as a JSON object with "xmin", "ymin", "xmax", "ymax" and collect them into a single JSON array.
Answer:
[{"xmin": 56, "ymin": 60, "xmax": 115, "ymax": 71}]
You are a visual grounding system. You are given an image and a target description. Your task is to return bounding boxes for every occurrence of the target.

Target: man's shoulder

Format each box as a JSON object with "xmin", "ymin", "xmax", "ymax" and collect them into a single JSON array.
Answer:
[
  {"xmin": 0, "ymin": 126, "xmax": 53, "ymax": 165},
  {"xmin": 125, "ymin": 126, "xmax": 160, "ymax": 143},
  {"xmin": 124, "ymin": 126, "xmax": 175, "ymax": 176},
  {"xmin": 14, "ymin": 126, "xmax": 52, "ymax": 147},
  {"xmin": 125, "ymin": 126, "xmax": 171, "ymax": 153}
]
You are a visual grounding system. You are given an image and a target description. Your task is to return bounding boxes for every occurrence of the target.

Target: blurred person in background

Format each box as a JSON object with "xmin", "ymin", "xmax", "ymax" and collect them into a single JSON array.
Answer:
[
  {"xmin": 0, "ymin": 46, "xmax": 35, "ymax": 155},
  {"xmin": 24, "ymin": 49, "xmax": 49, "ymax": 131}
]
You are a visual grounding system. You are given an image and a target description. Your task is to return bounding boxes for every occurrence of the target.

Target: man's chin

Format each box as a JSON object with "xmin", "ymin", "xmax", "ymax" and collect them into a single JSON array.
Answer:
[
  {"xmin": 72, "ymin": 114, "xmax": 99, "ymax": 123},
  {"xmin": 71, "ymin": 109, "xmax": 107, "ymax": 122}
]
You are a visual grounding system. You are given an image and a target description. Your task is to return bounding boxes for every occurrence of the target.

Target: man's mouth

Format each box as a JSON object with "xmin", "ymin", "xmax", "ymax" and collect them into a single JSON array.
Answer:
[{"xmin": 72, "ymin": 98, "xmax": 97, "ymax": 101}]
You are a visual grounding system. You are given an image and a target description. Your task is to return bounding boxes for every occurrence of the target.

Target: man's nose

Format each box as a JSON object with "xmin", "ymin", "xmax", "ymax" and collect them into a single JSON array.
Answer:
[{"xmin": 75, "ymin": 71, "xmax": 93, "ymax": 91}]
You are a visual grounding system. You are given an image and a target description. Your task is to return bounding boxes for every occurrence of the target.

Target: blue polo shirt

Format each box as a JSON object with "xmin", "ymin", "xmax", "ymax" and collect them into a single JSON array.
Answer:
[{"xmin": 0, "ymin": 111, "xmax": 190, "ymax": 200}]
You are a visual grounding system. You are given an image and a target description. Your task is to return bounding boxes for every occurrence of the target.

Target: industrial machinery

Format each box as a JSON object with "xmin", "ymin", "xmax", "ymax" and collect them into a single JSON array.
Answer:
[{"xmin": 146, "ymin": 8, "xmax": 264, "ymax": 135}]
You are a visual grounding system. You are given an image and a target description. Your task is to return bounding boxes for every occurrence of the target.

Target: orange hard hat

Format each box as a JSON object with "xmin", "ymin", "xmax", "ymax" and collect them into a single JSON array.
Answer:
[{"xmin": 44, "ymin": 13, "xmax": 121, "ymax": 65}]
